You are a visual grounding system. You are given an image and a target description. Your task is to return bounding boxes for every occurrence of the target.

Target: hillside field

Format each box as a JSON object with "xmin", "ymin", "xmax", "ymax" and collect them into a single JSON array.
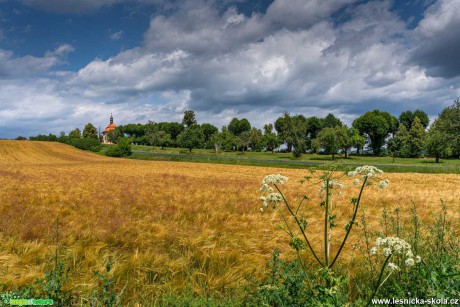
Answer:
[{"xmin": 0, "ymin": 140, "xmax": 459, "ymax": 304}]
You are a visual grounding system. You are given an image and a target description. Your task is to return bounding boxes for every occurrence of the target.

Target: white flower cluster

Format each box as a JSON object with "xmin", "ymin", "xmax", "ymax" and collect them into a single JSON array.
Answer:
[
  {"xmin": 259, "ymin": 174, "xmax": 288, "ymax": 212},
  {"xmin": 377, "ymin": 179, "xmax": 390, "ymax": 190},
  {"xmin": 371, "ymin": 237, "xmax": 421, "ymax": 270},
  {"xmin": 260, "ymin": 174, "xmax": 288, "ymax": 192},
  {"xmin": 260, "ymin": 193, "xmax": 283, "ymax": 210},
  {"xmin": 348, "ymin": 165, "xmax": 384, "ymax": 178},
  {"xmin": 318, "ymin": 179, "xmax": 345, "ymax": 199}
]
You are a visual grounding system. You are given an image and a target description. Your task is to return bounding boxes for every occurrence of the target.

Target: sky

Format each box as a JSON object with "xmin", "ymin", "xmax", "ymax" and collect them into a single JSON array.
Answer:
[{"xmin": 0, "ymin": 0, "xmax": 459, "ymax": 138}]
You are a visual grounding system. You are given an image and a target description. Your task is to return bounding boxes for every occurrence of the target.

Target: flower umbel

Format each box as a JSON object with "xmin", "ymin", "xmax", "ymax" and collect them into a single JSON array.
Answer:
[{"xmin": 348, "ymin": 165, "xmax": 384, "ymax": 179}]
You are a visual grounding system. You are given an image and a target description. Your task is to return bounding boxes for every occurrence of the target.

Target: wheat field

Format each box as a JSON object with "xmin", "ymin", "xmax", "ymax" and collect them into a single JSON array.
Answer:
[{"xmin": 0, "ymin": 140, "xmax": 459, "ymax": 303}]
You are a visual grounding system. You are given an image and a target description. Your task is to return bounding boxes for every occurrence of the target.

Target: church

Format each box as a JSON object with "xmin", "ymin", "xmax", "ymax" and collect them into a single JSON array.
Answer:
[{"xmin": 102, "ymin": 114, "xmax": 117, "ymax": 144}]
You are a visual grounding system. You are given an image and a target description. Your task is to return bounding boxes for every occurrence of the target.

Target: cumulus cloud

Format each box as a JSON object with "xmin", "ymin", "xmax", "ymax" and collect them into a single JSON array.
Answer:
[
  {"xmin": 411, "ymin": 0, "xmax": 460, "ymax": 78},
  {"xmin": 71, "ymin": 0, "xmax": 453, "ymax": 119},
  {"xmin": 2, "ymin": 0, "xmax": 460, "ymax": 138},
  {"xmin": 0, "ymin": 44, "xmax": 74, "ymax": 78}
]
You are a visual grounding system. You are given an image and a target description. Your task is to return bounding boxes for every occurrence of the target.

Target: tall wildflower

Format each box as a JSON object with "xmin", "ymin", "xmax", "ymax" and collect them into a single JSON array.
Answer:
[{"xmin": 366, "ymin": 237, "xmax": 421, "ymax": 306}]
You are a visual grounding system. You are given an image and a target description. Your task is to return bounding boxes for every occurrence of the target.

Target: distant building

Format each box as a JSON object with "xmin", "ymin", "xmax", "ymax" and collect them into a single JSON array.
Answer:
[{"xmin": 102, "ymin": 114, "xmax": 117, "ymax": 144}]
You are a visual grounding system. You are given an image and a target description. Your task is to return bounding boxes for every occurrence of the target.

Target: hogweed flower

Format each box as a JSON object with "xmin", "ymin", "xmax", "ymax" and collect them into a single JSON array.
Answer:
[
  {"xmin": 388, "ymin": 263, "xmax": 399, "ymax": 271},
  {"xmin": 261, "ymin": 174, "xmax": 288, "ymax": 186},
  {"xmin": 371, "ymin": 237, "xmax": 421, "ymax": 270},
  {"xmin": 370, "ymin": 247, "xmax": 378, "ymax": 255},
  {"xmin": 405, "ymin": 258, "xmax": 415, "ymax": 267},
  {"xmin": 348, "ymin": 165, "xmax": 384, "ymax": 179},
  {"xmin": 377, "ymin": 179, "xmax": 390, "ymax": 190},
  {"xmin": 266, "ymin": 193, "xmax": 283, "ymax": 203}
]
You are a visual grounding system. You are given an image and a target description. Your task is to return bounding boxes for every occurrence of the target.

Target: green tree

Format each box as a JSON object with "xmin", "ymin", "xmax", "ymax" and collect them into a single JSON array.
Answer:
[
  {"xmin": 316, "ymin": 126, "xmax": 344, "ymax": 160},
  {"xmin": 399, "ymin": 109, "xmax": 429, "ymax": 129},
  {"xmin": 69, "ymin": 128, "xmax": 81, "ymax": 139},
  {"xmin": 105, "ymin": 138, "xmax": 132, "ymax": 157},
  {"xmin": 338, "ymin": 126, "xmax": 362, "ymax": 158},
  {"xmin": 407, "ymin": 116, "xmax": 426, "ymax": 157},
  {"xmin": 248, "ymin": 128, "xmax": 263, "ymax": 151},
  {"xmin": 228, "ymin": 118, "xmax": 251, "ymax": 136},
  {"xmin": 263, "ymin": 124, "xmax": 281, "ymax": 154},
  {"xmin": 177, "ymin": 125, "xmax": 204, "ymax": 153},
  {"xmin": 106, "ymin": 129, "xmax": 121, "ymax": 144},
  {"xmin": 148, "ymin": 130, "xmax": 173, "ymax": 149},
  {"xmin": 157, "ymin": 122, "xmax": 185, "ymax": 141},
  {"xmin": 350, "ymin": 128, "xmax": 366, "ymax": 156},
  {"xmin": 353, "ymin": 110, "xmax": 398, "ymax": 155},
  {"xmin": 322, "ymin": 113, "xmax": 343, "ymax": 128},
  {"xmin": 389, "ymin": 124, "xmax": 410, "ymax": 158},
  {"xmin": 275, "ymin": 113, "xmax": 306, "ymax": 155},
  {"xmin": 435, "ymin": 100, "xmax": 460, "ymax": 157},
  {"xmin": 306, "ymin": 116, "xmax": 323, "ymax": 151},
  {"xmin": 83, "ymin": 123, "xmax": 98, "ymax": 139},
  {"xmin": 201, "ymin": 123, "xmax": 218, "ymax": 147},
  {"xmin": 182, "ymin": 110, "xmax": 197, "ymax": 128},
  {"xmin": 425, "ymin": 119, "xmax": 452, "ymax": 163},
  {"xmin": 219, "ymin": 126, "xmax": 236, "ymax": 151},
  {"xmin": 237, "ymin": 131, "xmax": 251, "ymax": 154}
]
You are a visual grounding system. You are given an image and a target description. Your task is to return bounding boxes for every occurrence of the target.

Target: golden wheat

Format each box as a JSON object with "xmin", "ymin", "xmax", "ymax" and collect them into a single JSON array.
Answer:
[{"xmin": 0, "ymin": 140, "xmax": 459, "ymax": 303}]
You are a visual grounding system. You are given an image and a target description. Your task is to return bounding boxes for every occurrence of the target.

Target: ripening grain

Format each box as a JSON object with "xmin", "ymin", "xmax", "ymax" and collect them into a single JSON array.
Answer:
[{"xmin": 0, "ymin": 141, "xmax": 459, "ymax": 302}]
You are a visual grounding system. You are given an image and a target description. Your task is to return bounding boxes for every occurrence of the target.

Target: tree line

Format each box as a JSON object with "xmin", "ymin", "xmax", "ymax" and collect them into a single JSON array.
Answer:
[{"xmin": 22, "ymin": 100, "xmax": 460, "ymax": 162}]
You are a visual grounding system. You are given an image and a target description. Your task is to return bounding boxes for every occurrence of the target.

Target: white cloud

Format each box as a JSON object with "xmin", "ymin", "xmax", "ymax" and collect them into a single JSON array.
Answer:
[
  {"xmin": 411, "ymin": 0, "xmax": 460, "ymax": 77},
  {"xmin": 110, "ymin": 31, "xmax": 123, "ymax": 40},
  {"xmin": 2, "ymin": 0, "xmax": 460, "ymax": 138}
]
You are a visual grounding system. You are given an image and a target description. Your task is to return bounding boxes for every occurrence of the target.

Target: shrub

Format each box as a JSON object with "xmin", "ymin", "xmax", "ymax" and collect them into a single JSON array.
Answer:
[
  {"xmin": 68, "ymin": 137, "xmax": 101, "ymax": 152},
  {"xmin": 105, "ymin": 138, "xmax": 132, "ymax": 157}
]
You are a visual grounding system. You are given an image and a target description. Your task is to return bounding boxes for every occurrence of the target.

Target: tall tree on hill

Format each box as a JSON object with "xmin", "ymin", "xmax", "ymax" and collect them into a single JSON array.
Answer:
[
  {"xmin": 352, "ymin": 110, "xmax": 398, "ymax": 155},
  {"xmin": 69, "ymin": 128, "xmax": 81, "ymax": 139},
  {"xmin": 182, "ymin": 110, "xmax": 197, "ymax": 128},
  {"xmin": 83, "ymin": 123, "xmax": 98, "ymax": 139}
]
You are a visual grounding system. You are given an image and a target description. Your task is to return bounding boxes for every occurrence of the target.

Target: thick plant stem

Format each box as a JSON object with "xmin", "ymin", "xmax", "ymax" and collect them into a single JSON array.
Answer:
[
  {"xmin": 329, "ymin": 176, "xmax": 368, "ymax": 268},
  {"xmin": 274, "ymin": 202, "xmax": 312, "ymax": 289},
  {"xmin": 275, "ymin": 184, "xmax": 325, "ymax": 268},
  {"xmin": 324, "ymin": 179, "xmax": 330, "ymax": 266},
  {"xmin": 366, "ymin": 255, "xmax": 392, "ymax": 307}
]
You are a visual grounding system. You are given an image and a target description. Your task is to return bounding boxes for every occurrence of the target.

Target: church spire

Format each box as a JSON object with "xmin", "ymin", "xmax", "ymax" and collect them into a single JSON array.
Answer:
[{"xmin": 110, "ymin": 114, "xmax": 113, "ymax": 124}]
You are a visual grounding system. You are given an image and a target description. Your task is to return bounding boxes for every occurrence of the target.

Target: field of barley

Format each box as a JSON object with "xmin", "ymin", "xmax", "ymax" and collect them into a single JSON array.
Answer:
[{"xmin": 0, "ymin": 140, "xmax": 459, "ymax": 303}]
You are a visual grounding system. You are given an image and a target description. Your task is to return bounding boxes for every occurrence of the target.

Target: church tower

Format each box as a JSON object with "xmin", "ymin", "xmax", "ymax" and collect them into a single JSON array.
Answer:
[{"xmin": 102, "ymin": 114, "xmax": 117, "ymax": 144}]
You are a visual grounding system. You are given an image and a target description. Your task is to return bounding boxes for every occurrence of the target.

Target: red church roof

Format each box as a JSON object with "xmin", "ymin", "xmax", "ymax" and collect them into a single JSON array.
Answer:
[{"xmin": 103, "ymin": 123, "xmax": 117, "ymax": 134}]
